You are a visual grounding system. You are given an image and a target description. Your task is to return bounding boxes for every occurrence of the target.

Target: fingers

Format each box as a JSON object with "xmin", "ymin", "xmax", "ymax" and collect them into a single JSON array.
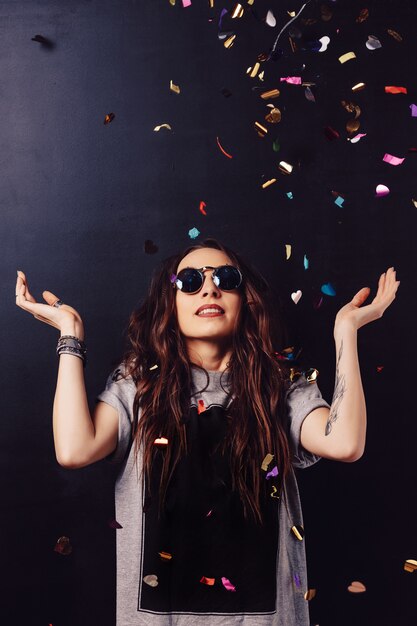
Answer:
[{"xmin": 16, "ymin": 270, "xmax": 36, "ymax": 303}]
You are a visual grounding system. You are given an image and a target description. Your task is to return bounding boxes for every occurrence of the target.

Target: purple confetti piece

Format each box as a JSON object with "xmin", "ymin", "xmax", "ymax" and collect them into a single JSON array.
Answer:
[
  {"xmin": 266, "ymin": 466, "xmax": 279, "ymax": 479},
  {"xmin": 293, "ymin": 572, "xmax": 301, "ymax": 588},
  {"xmin": 410, "ymin": 104, "xmax": 417, "ymax": 117}
]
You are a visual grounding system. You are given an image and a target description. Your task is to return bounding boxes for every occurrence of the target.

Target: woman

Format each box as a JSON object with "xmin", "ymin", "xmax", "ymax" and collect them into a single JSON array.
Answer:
[{"xmin": 15, "ymin": 238, "xmax": 400, "ymax": 625}]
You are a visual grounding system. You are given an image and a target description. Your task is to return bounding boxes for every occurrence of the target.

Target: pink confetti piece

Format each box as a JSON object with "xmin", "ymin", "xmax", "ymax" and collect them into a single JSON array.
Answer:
[
  {"xmin": 266, "ymin": 466, "xmax": 279, "ymax": 479},
  {"xmin": 410, "ymin": 104, "xmax": 417, "ymax": 117},
  {"xmin": 221, "ymin": 576, "xmax": 237, "ymax": 592},
  {"xmin": 182, "ymin": 0, "xmax": 192, "ymax": 6},
  {"xmin": 348, "ymin": 133, "xmax": 367, "ymax": 144},
  {"xmin": 280, "ymin": 76, "xmax": 302, "ymax": 85},
  {"xmin": 376, "ymin": 184, "xmax": 390, "ymax": 197},
  {"xmin": 383, "ymin": 153, "xmax": 405, "ymax": 166}
]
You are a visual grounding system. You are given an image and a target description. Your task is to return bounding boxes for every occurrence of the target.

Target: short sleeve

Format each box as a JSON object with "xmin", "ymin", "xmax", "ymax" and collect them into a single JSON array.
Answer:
[
  {"xmin": 95, "ymin": 363, "xmax": 137, "ymax": 465},
  {"xmin": 285, "ymin": 373, "xmax": 331, "ymax": 469}
]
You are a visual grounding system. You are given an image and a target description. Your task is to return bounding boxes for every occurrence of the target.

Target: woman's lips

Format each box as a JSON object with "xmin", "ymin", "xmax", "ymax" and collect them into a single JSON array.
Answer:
[{"xmin": 197, "ymin": 312, "xmax": 224, "ymax": 317}]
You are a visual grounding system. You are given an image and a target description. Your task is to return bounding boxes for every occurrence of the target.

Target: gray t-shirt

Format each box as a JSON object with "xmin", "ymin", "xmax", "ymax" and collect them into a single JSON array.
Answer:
[{"xmin": 96, "ymin": 363, "xmax": 330, "ymax": 625}]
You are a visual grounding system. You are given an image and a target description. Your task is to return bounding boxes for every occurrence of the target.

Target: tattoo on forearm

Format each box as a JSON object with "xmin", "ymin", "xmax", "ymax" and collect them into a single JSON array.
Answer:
[{"xmin": 325, "ymin": 338, "xmax": 347, "ymax": 436}]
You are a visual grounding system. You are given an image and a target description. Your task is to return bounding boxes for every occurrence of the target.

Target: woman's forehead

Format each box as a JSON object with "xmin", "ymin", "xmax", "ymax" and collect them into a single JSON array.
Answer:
[{"xmin": 176, "ymin": 248, "xmax": 232, "ymax": 272}]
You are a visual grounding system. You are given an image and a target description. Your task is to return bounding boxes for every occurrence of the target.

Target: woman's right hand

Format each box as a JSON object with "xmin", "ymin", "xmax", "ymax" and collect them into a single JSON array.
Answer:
[{"xmin": 15, "ymin": 270, "xmax": 85, "ymax": 338}]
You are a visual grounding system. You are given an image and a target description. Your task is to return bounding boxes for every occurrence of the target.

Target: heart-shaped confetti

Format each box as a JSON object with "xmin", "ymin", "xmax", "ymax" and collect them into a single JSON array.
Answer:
[
  {"xmin": 366, "ymin": 35, "xmax": 382, "ymax": 50},
  {"xmin": 143, "ymin": 574, "xmax": 159, "ymax": 587},
  {"xmin": 347, "ymin": 580, "xmax": 366, "ymax": 593},
  {"xmin": 291, "ymin": 290, "xmax": 302, "ymax": 304},
  {"xmin": 376, "ymin": 184, "xmax": 390, "ymax": 197},
  {"xmin": 321, "ymin": 283, "xmax": 336, "ymax": 296}
]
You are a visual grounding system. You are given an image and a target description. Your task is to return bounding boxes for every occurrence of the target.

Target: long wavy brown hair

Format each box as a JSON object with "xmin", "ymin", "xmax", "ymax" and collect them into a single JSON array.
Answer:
[{"xmin": 119, "ymin": 238, "xmax": 294, "ymax": 524}]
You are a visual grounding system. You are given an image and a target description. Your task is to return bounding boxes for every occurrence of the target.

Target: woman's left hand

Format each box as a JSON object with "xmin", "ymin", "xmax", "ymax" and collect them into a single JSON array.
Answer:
[{"xmin": 334, "ymin": 267, "xmax": 400, "ymax": 334}]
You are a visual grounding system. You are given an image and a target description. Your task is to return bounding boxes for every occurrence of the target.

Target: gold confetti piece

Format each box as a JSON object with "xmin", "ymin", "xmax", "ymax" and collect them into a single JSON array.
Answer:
[
  {"xmin": 149, "ymin": 364, "xmax": 158, "ymax": 370},
  {"xmin": 285, "ymin": 244, "xmax": 292, "ymax": 260},
  {"xmin": 143, "ymin": 574, "xmax": 159, "ymax": 587},
  {"xmin": 258, "ymin": 70, "xmax": 265, "ymax": 82},
  {"xmin": 260, "ymin": 89, "xmax": 280, "ymax": 99},
  {"xmin": 247, "ymin": 62, "xmax": 261, "ymax": 78},
  {"xmin": 169, "ymin": 0, "xmax": 176, "ymax": 5},
  {"xmin": 209, "ymin": 0, "xmax": 214, "ymax": 6},
  {"xmin": 412, "ymin": 199, "xmax": 417, "ymax": 208},
  {"xmin": 278, "ymin": 161, "xmax": 293, "ymax": 174},
  {"xmin": 348, "ymin": 580, "xmax": 366, "ymax": 593},
  {"xmin": 224, "ymin": 34, "xmax": 236, "ymax": 49},
  {"xmin": 262, "ymin": 178, "xmax": 277, "ymax": 189},
  {"xmin": 231, "ymin": 3, "xmax": 244, "ymax": 18},
  {"xmin": 305, "ymin": 368, "xmax": 319, "ymax": 383},
  {"xmin": 261, "ymin": 453, "xmax": 274, "ymax": 471},
  {"xmin": 254, "ymin": 121, "xmax": 268, "ymax": 137},
  {"xmin": 158, "ymin": 551, "xmax": 172, "ymax": 561},
  {"xmin": 404, "ymin": 559, "xmax": 417, "ymax": 572},
  {"xmin": 247, "ymin": 0, "xmax": 254, "ymax": 4},
  {"xmin": 288, "ymin": 11, "xmax": 296, "ymax": 17},
  {"xmin": 154, "ymin": 437, "xmax": 169, "ymax": 447},
  {"xmin": 304, "ymin": 589, "xmax": 317, "ymax": 601},
  {"xmin": 154, "ymin": 123, "xmax": 172, "ymax": 131},
  {"xmin": 270, "ymin": 485, "xmax": 280, "ymax": 499},
  {"xmin": 387, "ymin": 28, "xmax": 402, "ymax": 42},
  {"xmin": 356, "ymin": 8, "xmax": 369, "ymax": 23},
  {"xmin": 265, "ymin": 107, "xmax": 281, "ymax": 123},
  {"xmin": 352, "ymin": 82, "xmax": 366, "ymax": 92},
  {"xmin": 346, "ymin": 119, "xmax": 360, "ymax": 134},
  {"xmin": 341, "ymin": 100, "xmax": 361, "ymax": 118},
  {"xmin": 170, "ymin": 80, "xmax": 180, "ymax": 94},
  {"xmin": 200, "ymin": 576, "xmax": 216, "ymax": 585},
  {"xmin": 291, "ymin": 525, "xmax": 304, "ymax": 541},
  {"xmin": 104, "ymin": 113, "xmax": 115, "ymax": 125},
  {"xmin": 54, "ymin": 536, "xmax": 72, "ymax": 555},
  {"xmin": 339, "ymin": 51, "xmax": 356, "ymax": 64}
]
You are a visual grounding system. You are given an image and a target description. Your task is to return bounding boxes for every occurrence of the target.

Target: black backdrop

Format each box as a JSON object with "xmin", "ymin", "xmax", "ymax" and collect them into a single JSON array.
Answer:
[{"xmin": 2, "ymin": 1, "xmax": 416, "ymax": 624}]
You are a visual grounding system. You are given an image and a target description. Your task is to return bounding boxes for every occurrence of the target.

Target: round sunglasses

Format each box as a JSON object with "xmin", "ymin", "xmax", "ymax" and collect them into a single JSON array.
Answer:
[{"xmin": 171, "ymin": 265, "xmax": 243, "ymax": 294}]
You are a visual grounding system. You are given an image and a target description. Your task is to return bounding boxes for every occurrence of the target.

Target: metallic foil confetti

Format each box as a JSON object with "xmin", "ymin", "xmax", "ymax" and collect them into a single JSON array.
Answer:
[
  {"xmin": 356, "ymin": 8, "xmax": 369, "ymax": 23},
  {"xmin": 341, "ymin": 101, "xmax": 361, "ymax": 118},
  {"xmin": 144, "ymin": 240, "xmax": 158, "ymax": 254},
  {"xmin": 224, "ymin": 34, "xmax": 236, "ymax": 48},
  {"xmin": 260, "ymin": 89, "xmax": 280, "ymax": 99},
  {"xmin": 54, "ymin": 536, "xmax": 72, "ymax": 555},
  {"xmin": 198, "ymin": 399, "xmax": 206, "ymax": 414},
  {"xmin": 318, "ymin": 36, "xmax": 330, "ymax": 52},
  {"xmin": 266, "ymin": 10, "xmax": 276, "ymax": 27},
  {"xmin": 182, "ymin": 0, "xmax": 191, "ymax": 7},
  {"xmin": 321, "ymin": 283, "xmax": 336, "ymax": 296},
  {"xmin": 170, "ymin": 80, "xmax": 180, "ymax": 94},
  {"xmin": 104, "ymin": 113, "xmax": 115, "ymax": 125},
  {"xmin": 216, "ymin": 136, "xmax": 233, "ymax": 158},
  {"xmin": 199, "ymin": 201, "xmax": 207, "ymax": 215},
  {"xmin": 304, "ymin": 589, "xmax": 317, "ymax": 600},
  {"xmin": 261, "ymin": 178, "xmax": 277, "ymax": 188},
  {"xmin": 291, "ymin": 525, "xmax": 305, "ymax": 541},
  {"xmin": 265, "ymin": 107, "xmax": 281, "ymax": 123},
  {"xmin": 154, "ymin": 437, "xmax": 169, "ymax": 447},
  {"xmin": 149, "ymin": 364, "xmax": 159, "ymax": 370},
  {"xmin": 383, "ymin": 153, "xmax": 405, "ymax": 165},
  {"xmin": 412, "ymin": 199, "xmax": 417, "ymax": 208},
  {"xmin": 188, "ymin": 227, "xmax": 200, "ymax": 239},
  {"xmin": 387, "ymin": 29, "xmax": 402, "ymax": 42},
  {"xmin": 338, "ymin": 52, "xmax": 356, "ymax": 64},
  {"xmin": 305, "ymin": 368, "xmax": 319, "ymax": 383},
  {"xmin": 385, "ymin": 86, "xmax": 407, "ymax": 94},
  {"xmin": 291, "ymin": 290, "xmax": 302, "ymax": 304},
  {"xmin": 303, "ymin": 254, "xmax": 308, "ymax": 269},
  {"xmin": 254, "ymin": 121, "xmax": 268, "ymax": 137},
  {"xmin": 278, "ymin": 161, "xmax": 293, "ymax": 174},
  {"xmin": 231, "ymin": 3, "xmax": 243, "ymax": 18},
  {"xmin": 404, "ymin": 559, "xmax": 417, "ymax": 572},
  {"xmin": 266, "ymin": 466, "xmax": 279, "ymax": 479},
  {"xmin": 352, "ymin": 82, "xmax": 366, "ymax": 92},
  {"xmin": 366, "ymin": 35, "xmax": 382, "ymax": 50},
  {"xmin": 270, "ymin": 485, "xmax": 280, "ymax": 499},
  {"xmin": 143, "ymin": 574, "xmax": 159, "ymax": 587},
  {"xmin": 108, "ymin": 519, "xmax": 123, "ymax": 529},
  {"xmin": 200, "ymin": 576, "xmax": 215, "ymax": 585},
  {"xmin": 154, "ymin": 123, "xmax": 172, "ymax": 131},
  {"xmin": 261, "ymin": 453, "xmax": 274, "ymax": 471},
  {"xmin": 270, "ymin": 1, "xmax": 312, "ymax": 59},
  {"xmin": 347, "ymin": 581, "xmax": 366, "ymax": 593},
  {"xmin": 348, "ymin": 133, "xmax": 367, "ymax": 143},
  {"xmin": 376, "ymin": 184, "xmax": 390, "ymax": 197},
  {"xmin": 221, "ymin": 576, "xmax": 237, "ymax": 591},
  {"xmin": 280, "ymin": 76, "xmax": 302, "ymax": 84},
  {"xmin": 159, "ymin": 551, "xmax": 172, "ymax": 561}
]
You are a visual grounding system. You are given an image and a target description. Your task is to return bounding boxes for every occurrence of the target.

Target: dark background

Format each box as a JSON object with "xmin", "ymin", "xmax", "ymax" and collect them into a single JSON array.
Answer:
[{"xmin": 2, "ymin": 0, "xmax": 416, "ymax": 624}]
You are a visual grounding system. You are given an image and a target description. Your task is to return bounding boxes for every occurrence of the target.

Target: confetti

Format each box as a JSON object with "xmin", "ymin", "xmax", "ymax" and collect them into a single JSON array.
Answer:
[
  {"xmin": 305, "ymin": 86, "xmax": 315, "ymax": 102},
  {"xmin": 266, "ymin": 10, "xmax": 276, "ymax": 27},
  {"xmin": 404, "ymin": 559, "xmax": 417, "ymax": 572},
  {"xmin": 305, "ymin": 368, "xmax": 319, "ymax": 383},
  {"xmin": 143, "ymin": 574, "xmax": 159, "ymax": 587},
  {"xmin": 387, "ymin": 29, "xmax": 403, "ymax": 42},
  {"xmin": 291, "ymin": 525, "xmax": 304, "ymax": 540},
  {"xmin": 104, "ymin": 113, "xmax": 115, "ymax": 125},
  {"xmin": 287, "ymin": 192, "xmax": 293, "ymax": 199},
  {"xmin": 278, "ymin": 161, "xmax": 293, "ymax": 174},
  {"xmin": 366, "ymin": 35, "xmax": 382, "ymax": 50},
  {"xmin": 383, "ymin": 153, "xmax": 405, "ymax": 166},
  {"xmin": 197, "ymin": 399, "xmax": 206, "ymax": 414},
  {"xmin": 231, "ymin": 3, "xmax": 244, "ymax": 19},
  {"xmin": 334, "ymin": 196, "xmax": 344, "ymax": 207},
  {"xmin": 271, "ymin": 485, "xmax": 280, "ymax": 499},
  {"xmin": 247, "ymin": 62, "xmax": 261, "ymax": 78},
  {"xmin": 348, "ymin": 133, "xmax": 367, "ymax": 143},
  {"xmin": 318, "ymin": 36, "xmax": 330, "ymax": 52},
  {"xmin": 375, "ymin": 184, "xmax": 390, "ymax": 197},
  {"xmin": 303, "ymin": 255, "xmax": 309, "ymax": 270},
  {"xmin": 199, "ymin": 201, "xmax": 207, "ymax": 215},
  {"xmin": 356, "ymin": 8, "xmax": 369, "ymax": 23},
  {"xmin": 338, "ymin": 51, "xmax": 356, "ymax": 64},
  {"xmin": 261, "ymin": 453, "xmax": 274, "ymax": 471},
  {"xmin": 216, "ymin": 136, "xmax": 233, "ymax": 158},
  {"xmin": 410, "ymin": 104, "xmax": 417, "ymax": 117},
  {"xmin": 285, "ymin": 244, "xmax": 292, "ymax": 260},
  {"xmin": 304, "ymin": 588, "xmax": 317, "ymax": 600},
  {"xmin": 347, "ymin": 580, "xmax": 366, "ymax": 593},
  {"xmin": 154, "ymin": 437, "xmax": 169, "ymax": 447},
  {"xmin": 280, "ymin": 76, "xmax": 302, "ymax": 84},
  {"xmin": 291, "ymin": 290, "xmax": 302, "ymax": 304},
  {"xmin": 224, "ymin": 34, "xmax": 236, "ymax": 49},
  {"xmin": 188, "ymin": 227, "xmax": 200, "ymax": 239},
  {"xmin": 200, "ymin": 576, "xmax": 215, "ymax": 585},
  {"xmin": 221, "ymin": 576, "xmax": 237, "ymax": 591},
  {"xmin": 272, "ymin": 138, "xmax": 280, "ymax": 152},
  {"xmin": 352, "ymin": 82, "xmax": 366, "ymax": 92},
  {"xmin": 159, "ymin": 551, "xmax": 172, "ymax": 561},
  {"xmin": 54, "ymin": 536, "xmax": 72, "ymax": 555},
  {"xmin": 385, "ymin": 86, "xmax": 407, "ymax": 94},
  {"xmin": 254, "ymin": 121, "xmax": 268, "ymax": 137},
  {"xmin": 182, "ymin": 0, "xmax": 191, "ymax": 7},
  {"xmin": 324, "ymin": 126, "xmax": 340, "ymax": 140},
  {"xmin": 293, "ymin": 573, "xmax": 301, "ymax": 588},
  {"xmin": 412, "ymin": 199, "xmax": 417, "ymax": 208},
  {"xmin": 266, "ymin": 466, "xmax": 279, "ymax": 479},
  {"xmin": 321, "ymin": 283, "xmax": 336, "ymax": 296},
  {"xmin": 261, "ymin": 178, "xmax": 277, "ymax": 189},
  {"xmin": 265, "ymin": 107, "xmax": 282, "ymax": 123},
  {"xmin": 170, "ymin": 80, "xmax": 180, "ymax": 94},
  {"xmin": 154, "ymin": 123, "xmax": 172, "ymax": 131},
  {"xmin": 149, "ymin": 364, "xmax": 158, "ymax": 370},
  {"xmin": 260, "ymin": 89, "xmax": 280, "ymax": 99}
]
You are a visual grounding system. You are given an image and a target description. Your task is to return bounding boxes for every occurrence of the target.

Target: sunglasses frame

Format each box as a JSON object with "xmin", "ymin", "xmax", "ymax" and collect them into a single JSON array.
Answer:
[{"xmin": 172, "ymin": 265, "xmax": 243, "ymax": 294}]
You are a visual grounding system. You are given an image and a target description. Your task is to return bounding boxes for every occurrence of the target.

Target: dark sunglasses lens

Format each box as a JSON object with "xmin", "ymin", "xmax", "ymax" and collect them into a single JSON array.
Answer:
[
  {"xmin": 214, "ymin": 266, "xmax": 242, "ymax": 290},
  {"xmin": 175, "ymin": 268, "xmax": 203, "ymax": 293}
]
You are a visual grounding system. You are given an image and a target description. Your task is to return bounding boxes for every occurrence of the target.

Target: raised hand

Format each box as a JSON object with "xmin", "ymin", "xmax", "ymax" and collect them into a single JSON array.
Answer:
[{"xmin": 334, "ymin": 267, "xmax": 400, "ymax": 334}]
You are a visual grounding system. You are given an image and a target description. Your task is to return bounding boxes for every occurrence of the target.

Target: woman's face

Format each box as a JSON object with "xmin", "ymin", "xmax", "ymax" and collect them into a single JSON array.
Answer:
[{"xmin": 174, "ymin": 248, "xmax": 243, "ymax": 345}]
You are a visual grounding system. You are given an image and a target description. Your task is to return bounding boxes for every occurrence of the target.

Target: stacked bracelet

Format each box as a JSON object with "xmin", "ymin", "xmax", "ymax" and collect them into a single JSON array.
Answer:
[{"xmin": 56, "ymin": 335, "xmax": 87, "ymax": 367}]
